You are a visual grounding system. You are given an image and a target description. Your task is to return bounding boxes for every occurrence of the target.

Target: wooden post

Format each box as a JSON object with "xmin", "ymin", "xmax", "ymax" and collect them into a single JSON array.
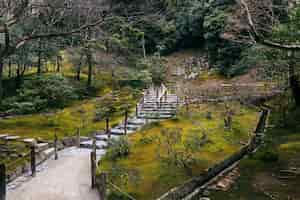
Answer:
[
  {"xmin": 90, "ymin": 151, "xmax": 96, "ymax": 188},
  {"xmin": 77, "ymin": 128, "xmax": 81, "ymax": 148},
  {"xmin": 136, "ymin": 104, "xmax": 138, "ymax": 117},
  {"xmin": 124, "ymin": 110, "xmax": 128, "ymax": 135},
  {"xmin": 99, "ymin": 173, "xmax": 107, "ymax": 200},
  {"xmin": 30, "ymin": 145, "xmax": 36, "ymax": 177},
  {"xmin": 54, "ymin": 132, "xmax": 58, "ymax": 160},
  {"xmin": 0, "ymin": 164, "xmax": 5, "ymax": 200}
]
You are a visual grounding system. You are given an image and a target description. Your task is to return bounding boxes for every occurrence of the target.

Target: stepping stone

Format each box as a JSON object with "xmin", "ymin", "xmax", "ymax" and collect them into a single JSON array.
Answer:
[{"xmin": 5, "ymin": 136, "xmax": 21, "ymax": 141}]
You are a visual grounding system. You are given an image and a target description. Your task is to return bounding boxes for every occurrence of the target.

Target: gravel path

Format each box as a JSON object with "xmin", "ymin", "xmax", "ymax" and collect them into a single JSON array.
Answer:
[{"xmin": 7, "ymin": 147, "xmax": 105, "ymax": 200}]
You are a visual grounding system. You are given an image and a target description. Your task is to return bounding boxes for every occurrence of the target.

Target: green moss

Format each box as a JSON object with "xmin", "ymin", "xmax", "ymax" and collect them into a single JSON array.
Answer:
[
  {"xmin": 99, "ymin": 103, "xmax": 258, "ymax": 200},
  {"xmin": 210, "ymin": 107, "xmax": 300, "ymax": 200}
]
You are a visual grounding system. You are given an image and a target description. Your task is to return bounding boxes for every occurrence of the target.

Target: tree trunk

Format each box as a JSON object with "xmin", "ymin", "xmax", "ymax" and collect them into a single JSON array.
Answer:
[
  {"xmin": 37, "ymin": 39, "xmax": 42, "ymax": 75},
  {"xmin": 56, "ymin": 56, "xmax": 61, "ymax": 72},
  {"xmin": 8, "ymin": 59, "xmax": 12, "ymax": 78},
  {"xmin": 0, "ymin": 59, "xmax": 3, "ymax": 103},
  {"xmin": 124, "ymin": 110, "xmax": 128, "ymax": 135},
  {"xmin": 16, "ymin": 63, "xmax": 22, "ymax": 89},
  {"xmin": 106, "ymin": 118, "xmax": 110, "ymax": 139},
  {"xmin": 76, "ymin": 68, "xmax": 81, "ymax": 81},
  {"xmin": 289, "ymin": 51, "xmax": 300, "ymax": 106},
  {"xmin": 87, "ymin": 51, "xmax": 93, "ymax": 88}
]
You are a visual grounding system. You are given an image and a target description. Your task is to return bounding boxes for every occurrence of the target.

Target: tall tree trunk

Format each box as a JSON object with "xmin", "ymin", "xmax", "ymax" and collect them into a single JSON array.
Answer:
[
  {"xmin": 8, "ymin": 59, "xmax": 12, "ymax": 78},
  {"xmin": 37, "ymin": 39, "xmax": 42, "ymax": 75},
  {"xmin": 56, "ymin": 56, "xmax": 61, "ymax": 72},
  {"xmin": 289, "ymin": 51, "xmax": 300, "ymax": 106},
  {"xmin": 16, "ymin": 63, "xmax": 22, "ymax": 89},
  {"xmin": 0, "ymin": 59, "xmax": 3, "ymax": 103},
  {"xmin": 87, "ymin": 51, "xmax": 93, "ymax": 88}
]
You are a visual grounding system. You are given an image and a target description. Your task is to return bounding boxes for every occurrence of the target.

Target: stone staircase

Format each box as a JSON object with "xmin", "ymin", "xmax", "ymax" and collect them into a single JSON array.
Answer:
[{"xmin": 80, "ymin": 84, "xmax": 179, "ymax": 149}]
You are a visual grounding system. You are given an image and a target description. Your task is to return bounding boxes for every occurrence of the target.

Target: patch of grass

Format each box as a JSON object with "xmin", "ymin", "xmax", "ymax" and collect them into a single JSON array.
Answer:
[{"xmin": 99, "ymin": 103, "xmax": 258, "ymax": 200}]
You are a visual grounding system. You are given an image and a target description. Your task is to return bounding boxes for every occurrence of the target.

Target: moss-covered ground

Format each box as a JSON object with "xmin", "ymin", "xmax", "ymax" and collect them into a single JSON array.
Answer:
[
  {"xmin": 0, "ymin": 51, "xmax": 141, "ymax": 141},
  {"xmin": 211, "ymin": 104, "xmax": 300, "ymax": 200},
  {"xmin": 99, "ymin": 103, "xmax": 259, "ymax": 200}
]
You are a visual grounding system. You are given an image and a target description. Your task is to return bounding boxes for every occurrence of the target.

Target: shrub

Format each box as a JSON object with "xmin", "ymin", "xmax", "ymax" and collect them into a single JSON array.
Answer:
[
  {"xmin": 1, "ymin": 74, "xmax": 79, "ymax": 115},
  {"xmin": 106, "ymin": 136, "xmax": 131, "ymax": 160},
  {"xmin": 257, "ymin": 149, "xmax": 279, "ymax": 163}
]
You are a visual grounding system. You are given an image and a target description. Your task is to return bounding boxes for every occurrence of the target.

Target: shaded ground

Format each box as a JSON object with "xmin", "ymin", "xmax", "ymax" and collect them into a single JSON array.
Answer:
[
  {"xmin": 210, "ymin": 106, "xmax": 300, "ymax": 200},
  {"xmin": 7, "ymin": 147, "xmax": 104, "ymax": 200}
]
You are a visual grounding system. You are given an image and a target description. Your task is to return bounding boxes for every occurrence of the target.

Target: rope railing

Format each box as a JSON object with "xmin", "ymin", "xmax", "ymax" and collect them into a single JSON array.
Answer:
[{"xmin": 108, "ymin": 181, "xmax": 137, "ymax": 200}]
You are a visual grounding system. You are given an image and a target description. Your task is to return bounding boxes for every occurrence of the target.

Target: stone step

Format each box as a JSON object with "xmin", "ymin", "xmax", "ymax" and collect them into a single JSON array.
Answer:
[
  {"xmin": 127, "ymin": 118, "xmax": 146, "ymax": 125},
  {"xmin": 139, "ymin": 110, "xmax": 175, "ymax": 115},
  {"xmin": 95, "ymin": 134, "xmax": 119, "ymax": 141},
  {"xmin": 142, "ymin": 108, "xmax": 176, "ymax": 111},
  {"xmin": 138, "ymin": 114, "xmax": 174, "ymax": 119},
  {"xmin": 110, "ymin": 128, "xmax": 134, "ymax": 135},
  {"xmin": 36, "ymin": 147, "xmax": 55, "ymax": 165},
  {"xmin": 124, "ymin": 124, "xmax": 141, "ymax": 130},
  {"xmin": 142, "ymin": 105, "xmax": 177, "ymax": 109},
  {"xmin": 5, "ymin": 135, "xmax": 21, "ymax": 141},
  {"xmin": 80, "ymin": 140, "xmax": 108, "ymax": 149},
  {"xmin": 36, "ymin": 143, "xmax": 49, "ymax": 152},
  {"xmin": 0, "ymin": 134, "xmax": 8, "ymax": 139},
  {"xmin": 22, "ymin": 138, "xmax": 37, "ymax": 145}
]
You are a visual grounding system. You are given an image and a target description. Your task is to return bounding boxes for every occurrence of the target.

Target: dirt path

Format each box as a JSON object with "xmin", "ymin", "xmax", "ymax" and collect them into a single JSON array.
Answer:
[{"xmin": 7, "ymin": 148, "xmax": 104, "ymax": 200}]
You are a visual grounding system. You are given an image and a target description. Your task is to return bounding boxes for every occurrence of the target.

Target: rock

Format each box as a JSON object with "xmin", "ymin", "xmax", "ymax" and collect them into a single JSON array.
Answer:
[
  {"xmin": 203, "ymin": 190, "xmax": 210, "ymax": 197},
  {"xmin": 199, "ymin": 197, "xmax": 210, "ymax": 200}
]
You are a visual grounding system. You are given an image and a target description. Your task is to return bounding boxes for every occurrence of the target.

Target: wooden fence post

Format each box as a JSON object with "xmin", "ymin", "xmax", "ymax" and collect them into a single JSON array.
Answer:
[
  {"xmin": 136, "ymin": 104, "xmax": 138, "ymax": 117},
  {"xmin": 99, "ymin": 173, "xmax": 107, "ymax": 200},
  {"xmin": 0, "ymin": 164, "xmax": 6, "ymax": 200},
  {"xmin": 90, "ymin": 150, "xmax": 96, "ymax": 188},
  {"xmin": 54, "ymin": 133, "xmax": 58, "ymax": 160},
  {"xmin": 30, "ymin": 145, "xmax": 36, "ymax": 177},
  {"xmin": 77, "ymin": 128, "xmax": 81, "ymax": 148}
]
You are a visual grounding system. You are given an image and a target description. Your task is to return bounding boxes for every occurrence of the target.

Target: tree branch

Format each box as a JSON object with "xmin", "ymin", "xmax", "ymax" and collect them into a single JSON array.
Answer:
[
  {"xmin": 15, "ymin": 16, "xmax": 110, "ymax": 49},
  {"xmin": 240, "ymin": 0, "xmax": 300, "ymax": 50}
]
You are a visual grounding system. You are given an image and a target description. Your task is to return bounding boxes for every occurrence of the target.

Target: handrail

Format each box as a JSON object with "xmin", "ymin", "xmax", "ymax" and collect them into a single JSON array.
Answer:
[{"xmin": 108, "ymin": 181, "xmax": 137, "ymax": 200}]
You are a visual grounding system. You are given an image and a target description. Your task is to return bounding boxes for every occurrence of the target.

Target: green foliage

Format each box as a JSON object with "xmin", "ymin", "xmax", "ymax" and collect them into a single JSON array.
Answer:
[
  {"xmin": 0, "ymin": 74, "xmax": 79, "ymax": 114},
  {"xmin": 94, "ymin": 95, "xmax": 117, "ymax": 122},
  {"xmin": 106, "ymin": 136, "xmax": 131, "ymax": 161}
]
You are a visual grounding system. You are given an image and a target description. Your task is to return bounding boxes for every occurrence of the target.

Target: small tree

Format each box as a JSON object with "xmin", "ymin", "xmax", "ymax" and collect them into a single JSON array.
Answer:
[
  {"xmin": 118, "ymin": 88, "xmax": 134, "ymax": 135},
  {"xmin": 224, "ymin": 103, "xmax": 234, "ymax": 130},
  {"xmin": 95, "ymin": 95, "xmax": 117, "ymax": 138}
]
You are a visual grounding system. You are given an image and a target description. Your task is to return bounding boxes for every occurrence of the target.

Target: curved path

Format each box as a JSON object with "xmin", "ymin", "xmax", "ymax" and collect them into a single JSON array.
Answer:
[{"xmin": 7, "ymin": 148, "xmax": 105, "ymax": 200}]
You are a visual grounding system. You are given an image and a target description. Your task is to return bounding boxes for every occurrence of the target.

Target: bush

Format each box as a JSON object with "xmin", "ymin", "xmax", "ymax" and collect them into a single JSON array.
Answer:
[
  {"xmin": 0, "ymin": 74, "xmax": 79, "ymax": 115},
  {"xmin": 257, "ymin": 149, "xmax": 279, "ymax": 163},
  {"xmin": 106, "ymin": 136, "xmax": 131, "ymax": 160}
]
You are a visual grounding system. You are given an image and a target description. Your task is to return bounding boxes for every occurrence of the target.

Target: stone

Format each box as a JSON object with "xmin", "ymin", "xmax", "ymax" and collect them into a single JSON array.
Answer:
[
  {"xmin": 5, "ymin": 136, "xmax": 21, "ymax": 141},
  {"xmin": 199, "ymin": 198, "xmax": 210, "ymax": 200}
]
